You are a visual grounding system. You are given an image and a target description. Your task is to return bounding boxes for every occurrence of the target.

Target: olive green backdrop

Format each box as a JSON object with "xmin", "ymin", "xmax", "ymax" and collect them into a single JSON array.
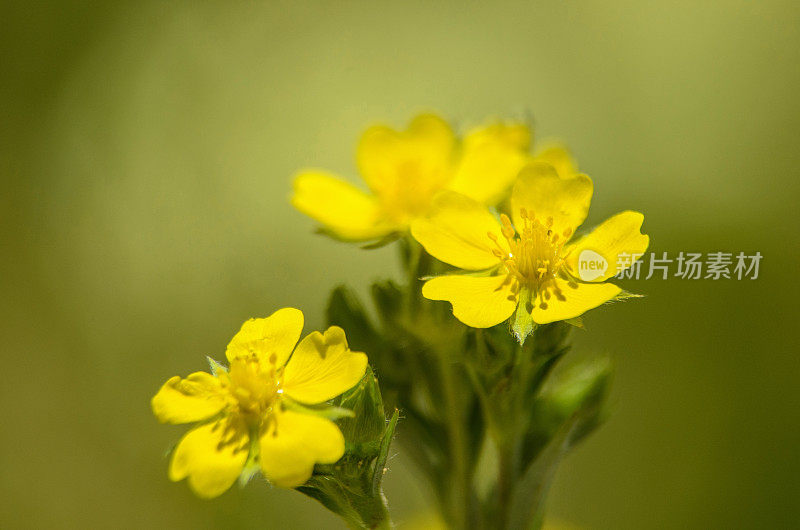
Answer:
[{"xmin": 2, "ymin": 1, "xmax": 799, "ymax": 528}]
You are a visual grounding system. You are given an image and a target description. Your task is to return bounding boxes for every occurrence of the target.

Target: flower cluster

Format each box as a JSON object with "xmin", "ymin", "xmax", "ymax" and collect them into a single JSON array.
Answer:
[
  {"xmin": 153, "ymin": 112, "xmax": 649, "ymax": 530},
  {"xmin": 294, "ymin": 112, "xmax": 649, "ymax": 340}
]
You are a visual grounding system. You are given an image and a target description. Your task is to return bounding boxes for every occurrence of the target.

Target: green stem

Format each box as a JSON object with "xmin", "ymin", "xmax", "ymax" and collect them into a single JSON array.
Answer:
[
  {"xmin": 401, "ymin": 236, "xmax": 472, "ymax": 528},
  {"xmin": 496, "ymin": 441, "xmax": 516, "ymax": 530},
  {"xmin": 438, "ymin": 348, "xmax": 471, "ymax": 529},
  {"xmin": 368, "ymin": 497, "xmax": 392, "ymax": 530},
  {"xmin": 402, "ymin": 237, "xmax": 423, "ymax": 314}
]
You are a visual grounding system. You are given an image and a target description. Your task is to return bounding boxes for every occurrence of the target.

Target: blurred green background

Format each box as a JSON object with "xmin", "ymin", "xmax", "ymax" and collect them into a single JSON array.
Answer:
[{"xmin": 2, "ymin": 1, "xmax": 799, "ymax": 528}]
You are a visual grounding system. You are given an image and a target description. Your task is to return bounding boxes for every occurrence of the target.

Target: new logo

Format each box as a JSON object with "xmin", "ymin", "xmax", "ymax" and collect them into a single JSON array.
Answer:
[{"xmin": 577, "ymin": 249, "xmax": 608, "ymax": 281}]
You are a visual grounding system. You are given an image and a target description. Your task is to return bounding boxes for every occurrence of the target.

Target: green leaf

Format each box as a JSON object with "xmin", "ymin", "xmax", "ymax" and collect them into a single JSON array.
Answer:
[
  {"xmin": 511, "ymin": 358, "xmax": 613, "ymax": 528},
  {"xmin": 327, "ymin": 285, "xmax": 384, "ymax": 357},
  {"xmin": 507, "ymin": 412, "xmax": 576, "ymax": 530},
  {"xmin": 370, "ymin": 280, "xmax": 404, "ymax": 326}
]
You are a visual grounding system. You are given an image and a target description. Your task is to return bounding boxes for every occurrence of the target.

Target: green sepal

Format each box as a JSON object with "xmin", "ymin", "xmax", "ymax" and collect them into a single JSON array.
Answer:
[
  {"xmin": 333, "ymin": 366, "xmax": 387, "ymax": 450},
  {"xmin": 511, "ymin": 288, "xmax": 537, "ymax": 345},
  {"xmin": 372, "ymin": 408, "xmax": 399, "ymax": 496},
  {"xmin": 418, "ymin": 267, "xmax": 498, "ymax": 281},
  {"xmin": 563, "ymin": 316, "xmax": 584, "ymax": 328},
  {"xmin": 313, "ymin": 226, "xmax": 398, "ymax": 249},
  {"xmin": 237, "ymin": 431, "xmax": 261, "ymax": 488},
  {"xmin": 360, "ymin": 232, "xmax": 403, "ymax": 250},
  {"xmin": 297, "ymin": 369, "xmax": 398, "ymax": 529},
  {"xmin": 206, "ymin": 356, "xmax": 227, "ymax": 376},
  {"xmin": 611, "ymin": 290, "xmax": 645, "ymax": 302},
  {"xmin": 281, "ymin": 397, "xmax": 355, "ymax": 421}
]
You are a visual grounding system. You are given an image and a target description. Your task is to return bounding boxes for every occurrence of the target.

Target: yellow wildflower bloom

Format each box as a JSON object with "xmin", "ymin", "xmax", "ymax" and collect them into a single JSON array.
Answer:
[
  {"xmin": 292, "ymin": 113, "xmax": 530, "ymax": 241},
  {"xmin": 411, "ymin": 162, "xmax": 649, "ymax": 335},
  {"xmin": 152, "ymin": 308, "xmax": 367, "ymax": 498}
]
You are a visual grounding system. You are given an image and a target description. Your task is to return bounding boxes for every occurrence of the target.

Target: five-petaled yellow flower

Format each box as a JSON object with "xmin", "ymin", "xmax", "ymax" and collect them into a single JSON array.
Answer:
[
  {"xmin": 152, "ymin": 308, "xmax": 367, "ymax": 498},
  {"xmin": 411, "ymin": 162, "xmax": 649, "ymax": 335},
  {"xmin": 292, "ymin": 113, "xmax": 530, "ymax": 241}
]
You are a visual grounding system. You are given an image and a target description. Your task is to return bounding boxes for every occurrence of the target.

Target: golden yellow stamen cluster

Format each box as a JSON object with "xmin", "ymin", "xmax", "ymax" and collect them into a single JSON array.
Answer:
[
  {"xmin": 224, "ymin": 354, "xmax": 282, "ymax": 421},
  {"xmin": 488, "ymin": 209, "xmax": 574, "ymax": 309}
]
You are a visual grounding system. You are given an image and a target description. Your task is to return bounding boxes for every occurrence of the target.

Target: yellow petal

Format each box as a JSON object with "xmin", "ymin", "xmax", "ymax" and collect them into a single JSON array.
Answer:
[
  {"xmin": 563, "ymin": 211, "xmax": 650, "ymax": 282},
  {"xmin": 422, "ymin": 274, "xmax": 517, "ymax": 328},
  {"xmin": 411, "ymin": 191, "xmax": 507, "ymax": 271},
  {"xmin": 356, "ymin": 114, "xmax": 455, "ymax": 219},
  {"xmin": 533, "ymin": 142, "xmax": 578, "ymax": 178},
  {"xmin": 259, "ymin": 409, "xmax": 345, "ymax": 488},
  {"xmin": 510, "ymin": 161, "xmax": 593, "ymax": 237},
  {"xmin": 283, "ymin": 326, "xmax": 367, "ymax": 404},
  {"xmin": 449, "ymin": 121, "xmax": 531, "ymax": 205},
  {"xmin": 152, "ymin": 372, "xmax": 227, "ymax": 425},
  {"xmin": 531, "ymin": 278, "xmax": 621, "ymax": 324},
  {"xmin": 292, "ymin": 170, "xmax": 399, "ymax": 241},
  {"xmin": 225, "ymin": 308, "xmax": 304, "ymax": 365},
  {"xmin": 168, "ymin": 415, "xmax": 249, "ymax": 498}
]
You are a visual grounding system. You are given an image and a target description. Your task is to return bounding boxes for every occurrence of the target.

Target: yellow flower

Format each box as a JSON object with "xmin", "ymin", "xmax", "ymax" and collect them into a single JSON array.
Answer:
[
  {"xmin": 151, "ymin": 308, "xmax": 367, "ymax": 498},
  {"xmin": 292, "ymin": 113, "xmax": 530, "ymax": 241},
  {"xmin": 411, "ymin": 162, "xmax": 649, "ymax": 337}
]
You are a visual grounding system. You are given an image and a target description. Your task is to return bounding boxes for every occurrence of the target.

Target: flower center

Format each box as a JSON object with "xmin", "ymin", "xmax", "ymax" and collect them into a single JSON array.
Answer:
[
  {"xmin": 378, "ymin": 159, "xmax": 450, "ymax": 221},
  {"xmin": 226, "ymin": 356, "xmax": 281, "ymax": 420},
  {"xmin": 488, "ymin": 209, "xmax": 573, "ymax": 304}
]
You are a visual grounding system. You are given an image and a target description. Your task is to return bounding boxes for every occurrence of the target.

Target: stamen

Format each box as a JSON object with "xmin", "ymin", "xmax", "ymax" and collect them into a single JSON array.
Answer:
[{"xmin": 485, "ymin": 208, "xmax": 570, "ymax": 295}]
